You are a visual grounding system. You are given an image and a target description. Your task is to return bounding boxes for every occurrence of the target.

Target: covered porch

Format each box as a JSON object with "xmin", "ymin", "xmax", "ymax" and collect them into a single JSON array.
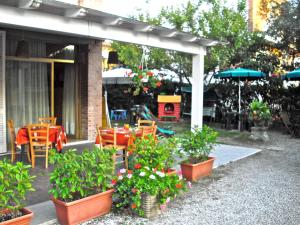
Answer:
[{"xmin": 0, "ymin": 0, "xmax": 217, "ymax": 154}]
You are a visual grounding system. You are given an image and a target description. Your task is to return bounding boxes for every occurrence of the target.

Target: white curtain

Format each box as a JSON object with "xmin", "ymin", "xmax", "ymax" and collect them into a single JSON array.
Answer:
[
  {"xmin": 6, "ymin": 39, "xmax": 49, "ymax": 129},
  {"xmin": 62, "ymin": 64, "xmax": 76, "ymax": 135}
]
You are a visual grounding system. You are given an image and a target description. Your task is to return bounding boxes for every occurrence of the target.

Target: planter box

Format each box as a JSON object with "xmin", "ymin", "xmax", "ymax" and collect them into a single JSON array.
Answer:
[
  {"xmin": 52, "ymin": 189, "xmax": 114, "ymax": 225},
  {"xmin": 0, "ymin": 208, "xmax": 33, "ymax": 225},
  {"xmin": 166, "ymin": 168, "xmax": 177, "ymax": 176},
  {"xmin": 141, "ymin": 193, "xmax": 161, "ymax": 219},
  {"xmin": 180, "ymin": 157, "xmax": 215, "ymax": 181}
]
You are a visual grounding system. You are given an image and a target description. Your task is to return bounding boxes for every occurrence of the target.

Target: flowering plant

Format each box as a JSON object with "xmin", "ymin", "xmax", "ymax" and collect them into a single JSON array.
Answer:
[
  {"xmin": 113, "ymin": 166, "xmax": 187, "ymax": 216},
  {"xmin": 127, "ymin": 66, "xmax": 162, "ymax": 95},
  {"xmin": 133, "ymin": 135, "xmax": 178, "ymax": 171}
]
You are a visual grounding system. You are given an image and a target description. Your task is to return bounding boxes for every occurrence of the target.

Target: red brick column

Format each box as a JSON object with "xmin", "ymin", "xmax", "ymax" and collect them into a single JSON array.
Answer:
[{"xmin": 87, "ymin": 41, "xmax": 102, "ymax": 140}]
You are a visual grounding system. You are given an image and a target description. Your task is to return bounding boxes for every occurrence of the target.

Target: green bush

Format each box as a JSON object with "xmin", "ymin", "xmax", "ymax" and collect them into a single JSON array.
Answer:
[
  {"xmin": 179, "ymin": 125, "xmax": 218, "ymax": 164},
  {"xmin": 49, "ymin": 147, "xmax": 115, "ymax": 202},
  {"xmin": 0, "ymin": 160, "xmax": 35, "ymax": 216},
  {"xmin": 249, "ymin": 99, "xmax": 271, "ymax": 123},
  {"xmin": 133, "ymin": 135, "xmax": 178, "ymax": 170}
]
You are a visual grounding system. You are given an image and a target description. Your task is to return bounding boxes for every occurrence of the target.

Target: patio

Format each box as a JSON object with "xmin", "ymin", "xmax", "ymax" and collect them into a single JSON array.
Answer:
[{"xmin": 16, "ymin": 128, "xmax": 300, "ymax": 225}]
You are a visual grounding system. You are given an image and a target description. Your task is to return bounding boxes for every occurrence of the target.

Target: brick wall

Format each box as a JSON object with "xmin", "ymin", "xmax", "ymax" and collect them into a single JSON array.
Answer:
[{"xmin": 86, "ymin": 41, "xmax": 102, "ymax": 140}]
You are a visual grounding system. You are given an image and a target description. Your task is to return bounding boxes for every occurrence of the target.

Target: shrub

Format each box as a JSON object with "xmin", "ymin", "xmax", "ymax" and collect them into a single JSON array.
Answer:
[
  {"xmin": 49, "ymin": 147, "xmax": 115, "ymax": 202},
  {"xmin": 179, "ymin": 125, "xmax": 218, "ymax": 164},
  {"xmin": 0, "ymin": 160, "xmax": 35, "ymax": 220},
  {"xmin": 249, "ymin": 99, "xmax": 271, "ymax": 123},
  {"xmin": 133, "ymin": 135, "xmax": 178, "ymax": 170}
]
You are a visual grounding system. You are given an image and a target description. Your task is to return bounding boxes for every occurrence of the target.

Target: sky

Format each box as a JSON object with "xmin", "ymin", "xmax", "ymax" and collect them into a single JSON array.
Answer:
[
  {"xmin": 101, "ymin": 0, "xmax": 200, "ymax": 17},
  {"xmin": 100, "ymin": 0, "xmax": 239, "ymax": 18}
]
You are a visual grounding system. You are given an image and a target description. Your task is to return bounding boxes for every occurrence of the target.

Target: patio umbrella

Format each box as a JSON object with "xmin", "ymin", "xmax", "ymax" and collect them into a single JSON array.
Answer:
[
  {"xmin": 214, "ymin": 68, "xmax": 266, "ymax": 129},
  {"xmin": 282, "ymin": 68, "xmax": 300, "ymax": 80}
]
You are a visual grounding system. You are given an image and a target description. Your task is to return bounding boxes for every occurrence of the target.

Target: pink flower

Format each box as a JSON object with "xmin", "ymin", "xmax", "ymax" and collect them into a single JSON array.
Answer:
[{"xmin": 187, "ymin": 181, "xmax": 192, "ymax": 189}]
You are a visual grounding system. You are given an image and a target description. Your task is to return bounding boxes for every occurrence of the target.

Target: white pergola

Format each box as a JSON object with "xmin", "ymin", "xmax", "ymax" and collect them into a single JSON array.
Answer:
[{"xmin": 0, "ymin": 0, "xmax": 220, "ymax": 129}]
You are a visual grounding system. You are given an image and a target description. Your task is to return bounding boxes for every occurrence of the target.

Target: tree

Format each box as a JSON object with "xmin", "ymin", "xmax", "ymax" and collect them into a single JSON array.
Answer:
[
  {"xmin": 266, "ymin": 0, "xmax": 300, "ymax": 70},
  {"xmin": 112, "ymin": 0, "xmax": 275, "ymax": 90}
]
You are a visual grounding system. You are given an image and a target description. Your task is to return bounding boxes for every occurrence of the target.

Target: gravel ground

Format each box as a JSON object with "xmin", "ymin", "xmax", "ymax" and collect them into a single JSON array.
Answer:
[{"xmin": 55, "ymin": 131, "xmax": 300, "ymax": 225}]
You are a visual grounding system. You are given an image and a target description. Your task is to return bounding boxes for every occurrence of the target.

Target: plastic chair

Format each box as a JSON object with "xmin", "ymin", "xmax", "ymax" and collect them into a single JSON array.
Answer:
[{"xmin": 28, "ymin": 123, "xmax": 52, "ymax": 168}]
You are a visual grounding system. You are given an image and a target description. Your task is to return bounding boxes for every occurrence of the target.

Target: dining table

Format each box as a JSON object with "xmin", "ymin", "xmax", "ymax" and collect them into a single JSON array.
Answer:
[
  {"xmin": 15, "ymin": 125, "xmax": 67, "ymax": 161},
  {"xmin": 95, "ymin": 127, "xmax": 142, "ymax": 146}
]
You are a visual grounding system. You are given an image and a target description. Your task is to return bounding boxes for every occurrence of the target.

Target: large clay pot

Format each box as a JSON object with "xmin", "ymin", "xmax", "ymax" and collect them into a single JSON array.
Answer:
[
  {"xmin": 0, "ymin": 208, "xmax": 33, "ymax": 225},
  {"xmin": 141, "ymin": 193, "xmax": 161, "ymax": 219},
  {"xmin": 180, "ymin": 157, "xmax": 215, "ymax": 181},
  {"xmin": 52, "ymin": 189, "xmax": 114, "ymax": 225}
]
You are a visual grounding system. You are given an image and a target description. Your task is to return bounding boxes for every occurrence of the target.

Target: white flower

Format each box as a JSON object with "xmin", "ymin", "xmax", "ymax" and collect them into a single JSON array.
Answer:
[
  {"xmin": 144, "ymin": 166, "xmax": 150, "ymax": 170},
  {"xmin": 119, "ymin": 168, "xmax": 126, "ymax": 174},
  {"xmin": 156, "ymin": 171, "xmax": 165, "ymax": 177},
  {"xmin": 166, "ymin": 197, "xmax": 171, "ymax": 203},
  {"xmin": 187, "ymin": 181, "xmax": 192, "ymax": 189},
  {"xmin": 149, "ymin": 174, "xmax": 156, "ymax": 179},
  {"xmin": 139, "ymin": 172, "xmax": 146, "ymax": 177},
  {"xmin": 118, "ymin": 175, "xmax": 123, "ymax": 180},
  {"xmin": 127, "ymin": 174, "xmax": 132, "ymax": 179}
]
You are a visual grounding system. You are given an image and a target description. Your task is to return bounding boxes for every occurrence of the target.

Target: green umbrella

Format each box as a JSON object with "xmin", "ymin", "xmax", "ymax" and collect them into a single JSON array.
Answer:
[
  {"xmin": 214, "ymin": 68, "xmax": 266, "ymax": 129},
  {"xmin": 282, "ymin": 68, "xmax": 300, "ymax": 80}
]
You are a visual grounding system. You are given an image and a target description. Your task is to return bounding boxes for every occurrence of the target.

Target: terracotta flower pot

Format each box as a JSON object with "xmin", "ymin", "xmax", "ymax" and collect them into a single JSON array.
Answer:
[
  {"xmin": 166, "ymin": 168, "xmax": 177, "ymax": 176},
  {"xmin": 52, "ymin": 189, "xmax": 114, "ymax": 225},
  {"xmin": 180, "ymin": 157, "xmax": 215, "ymax": 181},
  {"xmin": 0, "ymin": 208, "xmax": 33, "ymax": 225}
]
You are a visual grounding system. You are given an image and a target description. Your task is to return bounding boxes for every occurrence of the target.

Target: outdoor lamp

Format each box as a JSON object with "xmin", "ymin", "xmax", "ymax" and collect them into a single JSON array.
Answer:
[
  {"xmin": 18, "ymin": 0, "xmax": 42, "ymax": 9},
  {"xmin": 15, "ymin": 40, "xmax": 29, "ymax": 57}
]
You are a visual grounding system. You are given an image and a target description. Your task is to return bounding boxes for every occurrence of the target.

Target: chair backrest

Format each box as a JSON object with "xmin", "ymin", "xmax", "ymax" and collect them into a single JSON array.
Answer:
[
  {"xmin": 38, "ymin": 117, "xmax": 57, "ymax": 126},
  {"xmin": 28, "ymin": 123, "xmax": 50, "ymax": 145},
  {"xmin": 138, "ymin": 119, "xmax": 155, "ymax": 129},
  {"xmin": 7, "ymin": 119, "xmax": 16, "ymax": 147},
  {"xmin": 97, "ymin": 128, "xmax": 117, "ymax": 148},
  {"xmin": 141, "ymin": 125, "xmax": 157, "ymax": 138}
]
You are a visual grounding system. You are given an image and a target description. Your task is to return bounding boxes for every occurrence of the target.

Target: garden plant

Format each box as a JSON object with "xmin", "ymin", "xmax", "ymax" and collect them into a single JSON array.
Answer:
[
  {"xmin": 0, "ymin": 159, "xmax": 35, "ymax": 222},
  {"xmin": 49, "ymin": 147, "xmax": 115, "ymax": 225}
]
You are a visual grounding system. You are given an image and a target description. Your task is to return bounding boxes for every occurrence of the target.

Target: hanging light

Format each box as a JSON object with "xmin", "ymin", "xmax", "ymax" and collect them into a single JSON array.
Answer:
[
  {"xmin": 15, "ymin": 40, "xmax": 29, "ymax": 57},
  {"xmin": 107, "ymin": 51, "xmax": 119, "ymax": 64},
  {"xmin": 18, "ymin": 0, "xmax": 43, "ymax": 9}
]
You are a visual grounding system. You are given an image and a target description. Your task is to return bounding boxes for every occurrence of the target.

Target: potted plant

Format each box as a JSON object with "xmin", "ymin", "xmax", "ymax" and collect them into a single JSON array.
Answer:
[
  {"xmin": 249, "ymin": 99, "xmax": 271, "ymax": 127},
  {"xmin": 132, "ymin": 135, "xmax": 177, "ymax": 175},
  {"xmin": 0, "ymin": 160, "xmax": 35, "ymax": 225},
  {"xmin": 113, "ymin": 166, "xmax": 186, "ymax": 218},
  {"xmin": 49, "ymin": 147, "xmax": 115, "ymax": 225},
  {"xmin": 179, "ymin": 125, "xmax": 218, "ymax": 182},
  {"xmin": 249, "ymin": 100, "xmax": 271, "ymax": 141}
]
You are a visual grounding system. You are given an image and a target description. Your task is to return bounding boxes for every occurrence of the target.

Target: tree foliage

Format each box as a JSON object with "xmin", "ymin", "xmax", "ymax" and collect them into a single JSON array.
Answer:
[{"xmin": 266, "ymin": 0, "xmax": 300, "ymax": 70}]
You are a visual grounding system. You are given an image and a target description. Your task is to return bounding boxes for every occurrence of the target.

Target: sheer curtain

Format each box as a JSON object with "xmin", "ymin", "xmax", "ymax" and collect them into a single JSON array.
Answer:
[
  {"xmin": 62, "ymin": 64, "xmax": 76, "ymax": 135},
  {"xmin": 6, "ymin": 39, "xmax": 49, "ymax": 129}
]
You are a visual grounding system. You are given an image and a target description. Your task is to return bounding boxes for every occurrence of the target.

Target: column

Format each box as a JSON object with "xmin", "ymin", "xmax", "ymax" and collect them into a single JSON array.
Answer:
[
  {"xmin": 87, "ymin": 40, "xmax": 102, "ymax": 140},
  {"xmin": 191, "ymin": 50, "xmax": 205, "ymax": 129}
]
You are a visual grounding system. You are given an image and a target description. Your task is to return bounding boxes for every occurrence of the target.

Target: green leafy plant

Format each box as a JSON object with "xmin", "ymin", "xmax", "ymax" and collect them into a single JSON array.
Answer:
[
  {"xmin": 133, "ymin": 135, "xmax": 177, "ymax": 171},
  {"xmin": 179, "ymin": 125, "xmax": 218, "ymax": 164},
  {"xmin": 249, "ymin": 99, "xmax": 271, "ymax": 124},
  {"xmin": 0, "ymin": 160, "xmax": 35, "ymax": 220},
  {"xmin": 49, "ymin": 147, "xmax": 115, "ymax": 202},
  {"xmin": 113, "ymin": 166, "xmax": 187, "ymax": 216}
]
